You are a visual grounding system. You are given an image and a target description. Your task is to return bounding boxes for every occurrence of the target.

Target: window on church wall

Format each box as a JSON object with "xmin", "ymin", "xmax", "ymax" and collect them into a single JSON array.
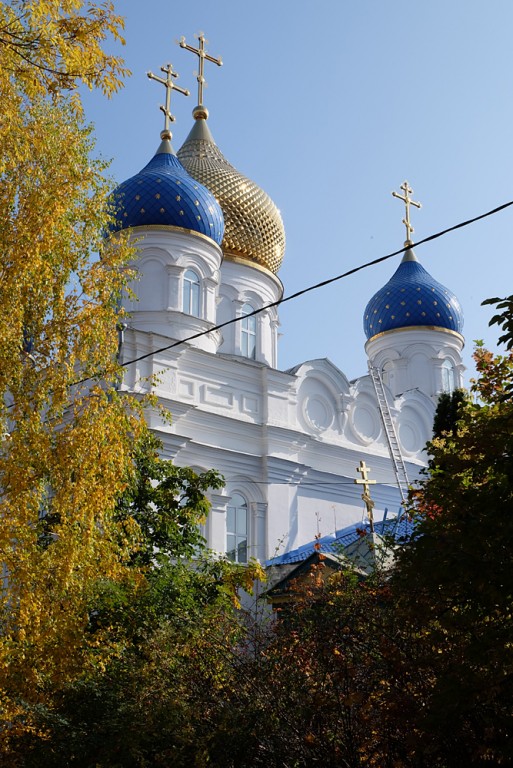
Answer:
[
  {"xmin": 183, "ymin": 269, "xmax": 200, "ymax": 317},
  {"xmin": 241, "ymin": 303, "xmax": 256, "ymax": 359},
  {"xmin": 382, "ymin": 361, "xmax": 393, "ymax": 388},
  {"xmin": 441, "ymin": 359, "xmax": 455, "ymax": 393},
  {"xmin": 226, "ymin": 493, "xmax": 248, "ymax": 564},
  {"xmin": 192, "ymin": 521, "xmax": 207, "ymax": 558}
]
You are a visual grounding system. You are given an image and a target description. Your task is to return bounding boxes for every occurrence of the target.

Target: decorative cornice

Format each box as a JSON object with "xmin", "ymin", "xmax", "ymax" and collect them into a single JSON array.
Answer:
[
  {"xmin": 113, "ymin": 224, "xmax": 223, "ymax": 249},
  {"xmin": 223, "ymin": 252, "xmax": 284, "ymax": 291},
  {"xmin": 366, "ymin": 325, "xmax": 464, "ymax": 344}
]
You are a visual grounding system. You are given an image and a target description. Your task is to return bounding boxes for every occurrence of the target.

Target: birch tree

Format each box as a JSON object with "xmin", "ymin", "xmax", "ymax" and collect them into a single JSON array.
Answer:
[{"xmin": 0, "ymin": 0, "xmax": 146, "ymax": 747}]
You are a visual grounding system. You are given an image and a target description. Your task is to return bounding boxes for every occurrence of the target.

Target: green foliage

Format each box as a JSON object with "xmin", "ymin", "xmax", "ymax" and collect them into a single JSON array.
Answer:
[
  {"xmin": 483, "ymin": 294, "xmax": 513, "ymax": 350},
  {"xmin": 115, "ymin": 431, "xmax": 224, "ymax": 567},
  {"xmin": 15, "ymin": 333, "xmax": 513, "ymax": 767},
  {"xmin": 13, "ymin": 602, "xmax": 246, "ymax": 768},
  {"xmin": 432, "ymin": 388, "xmax": 467, "ymax": 439},
  {"xmin": 21, "ymin": 566, "xmax": 410, "ymax": 768},
  {"xmin": 393, "ymin": 343, "xmax": 513, "ymax": 765},
  {"xmin": 8, "ymin": 431, "xmax": 267, "ymax": 767}
]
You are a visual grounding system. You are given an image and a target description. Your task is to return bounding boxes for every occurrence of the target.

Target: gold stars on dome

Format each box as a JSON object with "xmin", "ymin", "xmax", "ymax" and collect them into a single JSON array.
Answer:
[
  {"xmin": 392, "ymin": 180, "xmax": 421, "ymax": 246},
  {"xmin": 179, "ymin": 32, "xmax": 222, "ymax": 120},
  {"xmin": 147, "ymin": 62, "xmax": 190, "ymax": 140}
]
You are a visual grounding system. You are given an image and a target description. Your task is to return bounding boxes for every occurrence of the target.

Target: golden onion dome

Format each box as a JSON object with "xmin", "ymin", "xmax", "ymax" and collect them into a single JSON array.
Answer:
[{"xmin": 177, "ymin": 114, "xmax": 285, "ymax": 274}]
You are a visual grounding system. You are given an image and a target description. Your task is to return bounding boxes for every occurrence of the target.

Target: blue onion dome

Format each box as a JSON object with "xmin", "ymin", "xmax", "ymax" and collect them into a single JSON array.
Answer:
[
  {"xmin": 364, "ymin": 249, "xmax": 463, "ymax": 340},
  {"xmin": 110, "ymin": 138, "xmax": 224, "ymax": 245}
]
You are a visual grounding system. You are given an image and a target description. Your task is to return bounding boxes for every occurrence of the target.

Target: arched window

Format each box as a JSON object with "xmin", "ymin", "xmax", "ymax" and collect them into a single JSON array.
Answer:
[
  {"xmin": 241, "ymin": 303, "xmax": 256, "ymax": 359},
  {"xmin": 183, "ymin": 269, "xmax": 200, "ymax": 317},
  {"xmin": 226, "ymin": 493, "xmax": 248, "ymax": 564},
  {"xmin": 382, "ymin": 360, "xmax": 393, "ymax": 389},
  {"xmin": 441, "ymin": 359, "xmax": 455, "ymax": 393}
]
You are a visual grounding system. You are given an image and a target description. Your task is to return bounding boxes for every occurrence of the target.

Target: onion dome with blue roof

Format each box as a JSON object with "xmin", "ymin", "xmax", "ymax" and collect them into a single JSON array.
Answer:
[
  {"xmin": 365, "ymin": 181, "xmax": 463, "ymax": 341},
  {"xmin": 110, "ymin": 59, "xmax": 223, "ymax": 242},
  {"xmin": 364, "ymin": 248, "xmax": 464, "ymax": 341},
  {"xmin": 110, "ymin": 132, "xmax": 224, "ymax": 244}
]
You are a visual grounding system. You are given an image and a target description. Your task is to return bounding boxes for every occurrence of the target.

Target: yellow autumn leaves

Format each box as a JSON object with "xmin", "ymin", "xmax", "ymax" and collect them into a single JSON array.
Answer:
[{"xmin": 0, "ymin": 0, "xmax": 147, "ymax": 742}]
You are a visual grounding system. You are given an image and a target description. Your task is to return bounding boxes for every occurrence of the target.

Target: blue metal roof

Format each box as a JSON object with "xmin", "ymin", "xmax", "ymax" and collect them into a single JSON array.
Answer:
[
  {"xmin": 364, "ymin": 251, "xmax": 463, "ymax": 340},
  {"xmin": 110, "ymin": 145, "xmax": 224, "ymax": 244},
  {"xmin": 267, "ymin": 514, "xmax": 415, "ymax": 566}
]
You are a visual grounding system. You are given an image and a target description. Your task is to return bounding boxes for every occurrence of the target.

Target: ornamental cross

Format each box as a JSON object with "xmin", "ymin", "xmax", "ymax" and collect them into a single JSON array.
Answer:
[
  {"xmin": 179, "ymin": 32, "xmax": 222, "ymax": 108},
  {"xmin": 147, "ymin": 63, "xmax": 190, "ymax": 139},
  {"xmin": 354, "ymin": 460, "xmax": 377, "ymax": 532},
  {"xmin": 392, "ymin": 180, "xmax": 422, "ymax": 246}
]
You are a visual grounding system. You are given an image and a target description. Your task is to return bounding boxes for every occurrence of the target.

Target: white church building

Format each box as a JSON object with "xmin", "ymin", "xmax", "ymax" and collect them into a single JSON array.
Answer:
[{"xmin": 112, "ymin": 46, "xmax": 465, "ymax": 565}]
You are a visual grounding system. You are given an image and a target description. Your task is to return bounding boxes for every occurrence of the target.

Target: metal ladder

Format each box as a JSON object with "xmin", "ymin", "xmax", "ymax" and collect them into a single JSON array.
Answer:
[{"xmin": 368, "ymin": 363, "xmax": 410, "ymax": 505}]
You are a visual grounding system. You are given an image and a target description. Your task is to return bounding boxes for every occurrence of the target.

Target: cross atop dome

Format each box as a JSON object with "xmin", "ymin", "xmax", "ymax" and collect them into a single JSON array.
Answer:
[
  {"xmin": 179, "ymin": 32, "xmax": 223, "ymax": 120},
  {"xmin": 392, "ymin": 180, "xmax": 422, "ymax": 247},
  {"xmin": 147, "ymin": 63, "xmax": 189, "ymax": 140}
]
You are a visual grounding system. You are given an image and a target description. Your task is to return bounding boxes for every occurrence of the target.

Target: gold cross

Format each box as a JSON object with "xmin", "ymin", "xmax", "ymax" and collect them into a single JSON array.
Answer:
[
  {"xmin": 392, "ymin": 180, "xmax": 422, "ymax": 246},
  {"xmin": 354, "ymin": 461, "xmax": 377, "ymax": 532},
  {"xmin": 147, "ymin": 63, "xmax": 190, "ymax": 140},
  {"xmin": 179, "ymin": 32, "xmax": 222, "ymax": 116}
]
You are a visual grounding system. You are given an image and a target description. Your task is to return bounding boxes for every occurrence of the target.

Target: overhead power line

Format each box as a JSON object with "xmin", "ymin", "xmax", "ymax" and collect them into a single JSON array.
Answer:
[{"xmin": 109, "ymin": 198, "xmax": 513, "ymax": 377}]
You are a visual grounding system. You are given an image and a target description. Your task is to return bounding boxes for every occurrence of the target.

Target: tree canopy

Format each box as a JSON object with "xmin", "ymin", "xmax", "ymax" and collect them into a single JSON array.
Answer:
[
  {"xmin": 0, "ymin": 0, "xmax": 142, "ymax": 748},
  {"xmin": 0, "ymin": 0, "xmax": 128, "ymax": 102}
]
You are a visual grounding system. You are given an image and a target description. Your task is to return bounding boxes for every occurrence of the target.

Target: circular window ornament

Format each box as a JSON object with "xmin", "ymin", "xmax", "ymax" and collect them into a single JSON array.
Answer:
[
  {"xmin": 397, "ymin": 417, "xmax": 426, "ymax": 456},
  {"xmin": 351, "ymin": 404, "xmax": 381, "ymax": 444},
  {"xmin": 303, "ymin": 395, "xmax": 333, "ymax": 432}
]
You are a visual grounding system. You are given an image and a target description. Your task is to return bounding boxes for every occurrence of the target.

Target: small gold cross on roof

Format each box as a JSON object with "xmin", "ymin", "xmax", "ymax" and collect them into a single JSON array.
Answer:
[
  {"xmin": 179, "ymin": 32, "xmax": 222, "ymax": 118},
  {"xmin": 392, "ymin": 180, "xmax": 422, "ymax": 246},
  {"xmin": 147, "ymin": 63, "xmax": 190, "ymax": 140},
  {"xmin": 354, "ymin": 460, "xmax": 377, "ymax": 532}
]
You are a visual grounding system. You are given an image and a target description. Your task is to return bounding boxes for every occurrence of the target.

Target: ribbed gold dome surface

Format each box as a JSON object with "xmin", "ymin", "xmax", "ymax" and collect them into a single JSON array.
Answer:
[{"xmin": 177, "ymin": 119, "xmax": 285, "ymax": 274}]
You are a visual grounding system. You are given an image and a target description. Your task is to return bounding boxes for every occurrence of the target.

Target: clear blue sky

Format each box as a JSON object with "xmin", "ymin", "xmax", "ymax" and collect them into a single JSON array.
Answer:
[{"xmin": 83, "ymin": 0, "xmax": 513, "ymax": 383}]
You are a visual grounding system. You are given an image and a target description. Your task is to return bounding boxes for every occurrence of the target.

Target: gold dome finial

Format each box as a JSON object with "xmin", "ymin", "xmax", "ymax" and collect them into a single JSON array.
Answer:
[
  {"xmin": 147, "ymin": 62, "xmax": 189, "ymax": 140},
  {"xmin": 392, "ymin": 180, "xmax": 422, "ymax": 247},
  {"xmin": 178, "ymin": 32, "xmax": 222, "ymax": 119}
]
